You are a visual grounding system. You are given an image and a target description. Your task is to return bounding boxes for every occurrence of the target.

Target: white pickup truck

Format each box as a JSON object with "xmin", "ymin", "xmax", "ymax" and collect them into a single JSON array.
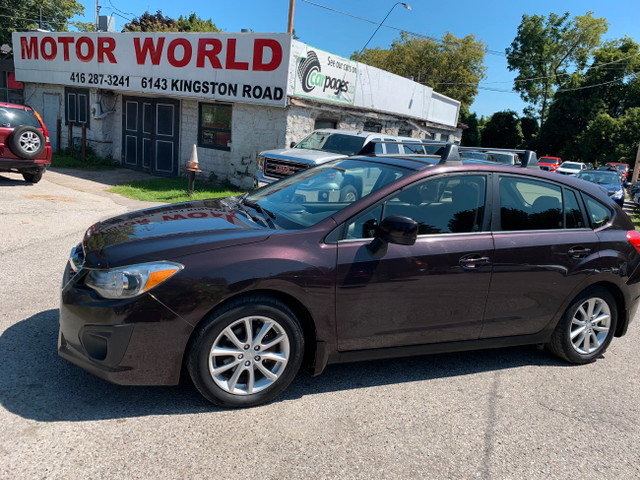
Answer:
[{"xmin": 255, "ymin": 129, "xmax": 427, "ymax": 189}]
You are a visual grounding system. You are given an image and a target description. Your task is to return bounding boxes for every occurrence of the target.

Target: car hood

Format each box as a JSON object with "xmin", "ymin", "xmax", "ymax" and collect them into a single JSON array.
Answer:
[
  {"xmin": 81, "ymin": 198, "xmax": 270, "ymax": 268},
  {"xmin": 261, "ymin": 148, "xmax": 347, "ymax": 163}
]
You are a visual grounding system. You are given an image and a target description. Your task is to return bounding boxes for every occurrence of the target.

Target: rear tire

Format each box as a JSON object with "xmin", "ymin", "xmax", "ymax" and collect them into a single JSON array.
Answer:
[
  {"xmin": 22, "ymin": 169, "xmax": 44, "ymax": 184},
  {"xmin": 187, "ymin": 295, "xmax": 304, "ymax": 408},
  {"xmin": 547, "ymin": 286, "xmax": 617, "ymax": 364}
]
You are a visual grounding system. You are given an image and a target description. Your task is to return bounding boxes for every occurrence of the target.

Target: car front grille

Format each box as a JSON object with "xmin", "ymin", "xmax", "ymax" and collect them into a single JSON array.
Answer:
[{"xmin": 264, "ymin": 157, "xmax": 310, "ymax": 179}]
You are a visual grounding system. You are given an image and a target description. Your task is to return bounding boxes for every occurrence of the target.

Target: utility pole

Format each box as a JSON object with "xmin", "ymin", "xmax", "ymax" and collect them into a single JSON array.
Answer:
[
  {"xmin": 287, "ymin": 0, "xmax": 295, "ymax": 35},
  {"xmin": 95, "ymin": 0, "xmax": 99, "ymax": 31},
  {"xmin": 633, "ymin": 141, "xmax": 640, "ymax": 183}
]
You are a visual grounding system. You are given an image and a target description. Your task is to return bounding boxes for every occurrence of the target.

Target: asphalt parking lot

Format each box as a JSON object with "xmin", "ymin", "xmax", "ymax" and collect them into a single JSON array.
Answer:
[{"xmin": 1, "ymin": 168, "xmax": 639, "ymax": 479}]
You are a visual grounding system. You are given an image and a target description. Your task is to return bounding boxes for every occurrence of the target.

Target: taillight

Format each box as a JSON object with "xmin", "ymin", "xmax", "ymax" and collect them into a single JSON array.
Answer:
[{"xmin": 626, "ymin": 230, "xmax": 640, "ymax": 254}]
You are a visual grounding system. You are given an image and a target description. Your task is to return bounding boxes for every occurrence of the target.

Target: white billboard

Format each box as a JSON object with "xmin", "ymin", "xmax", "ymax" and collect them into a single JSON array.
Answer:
[
  {"xmin": 292, "ymin": 44, "xmax": 358, "ymax": 105},
  {"xmin": 12, "ymin": 32, "xmax": 291, "ymax": 107}
]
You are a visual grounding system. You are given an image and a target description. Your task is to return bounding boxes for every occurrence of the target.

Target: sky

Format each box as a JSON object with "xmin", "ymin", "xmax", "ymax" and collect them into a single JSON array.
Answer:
[{"xmin": 74, "ymin": 0, "xmax": 640, "ymax": 118}]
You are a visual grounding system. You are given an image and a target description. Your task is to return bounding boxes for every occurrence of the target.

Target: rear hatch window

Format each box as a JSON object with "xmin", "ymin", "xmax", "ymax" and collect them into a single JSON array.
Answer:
[{"xmin": 0, "ymin": 106, "xmax": 40, "ymax": 128}]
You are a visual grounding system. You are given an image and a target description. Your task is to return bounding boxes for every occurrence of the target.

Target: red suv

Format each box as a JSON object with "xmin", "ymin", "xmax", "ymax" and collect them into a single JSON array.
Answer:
[
  {"xmin": 538, "ymin": 156, "xmax": 562, "ymax": 172},
  {"xmin": 0, "ymin": 102, "xmax": 52, "ymax": 183}
]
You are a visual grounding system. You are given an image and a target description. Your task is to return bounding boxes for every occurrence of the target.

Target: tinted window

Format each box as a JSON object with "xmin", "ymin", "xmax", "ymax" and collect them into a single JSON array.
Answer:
[
  {"xmin": 0, "ymin": 106, "xmax": 40, "ymax": 128},
  {"xmin": 384, "ymin": 140, "xmax": 400, "ymax": 154},
  {"xmin": 584, "ymin": 196, "xmax": 611, "ymax": 229},
  {"xmin": 198, "ymin": 103, "xmax": 232, "ymax": 151},
  {"xmin": 564, "ymin": 189, "xmax": 585, "ymax": 228},
  {"xmin": 499, "ymin": 177, "xmax": 563, "ymax": 230},
  {"xmin": 383, "ymin": 175, "xmax": 486, "ymax": 235},
  {"xmin": 295, "ymin": 132, "xmax": 366, "ymax": 156}
]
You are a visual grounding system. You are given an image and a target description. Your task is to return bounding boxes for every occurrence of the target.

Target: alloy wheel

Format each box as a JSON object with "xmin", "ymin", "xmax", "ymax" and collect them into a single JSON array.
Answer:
[
  {"xmin": 208, "ymin": 315, "xmax": 290, "ymax": 395},
  {"xmin": 570, "ymin": 297, "xmax": 611, "ymax": 355}
]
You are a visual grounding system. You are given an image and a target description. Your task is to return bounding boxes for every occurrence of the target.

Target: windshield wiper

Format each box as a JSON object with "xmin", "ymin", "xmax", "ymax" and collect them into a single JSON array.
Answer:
[{"xmin": 241, "ymin": 198, "xmax": 277, "ymax": 228}]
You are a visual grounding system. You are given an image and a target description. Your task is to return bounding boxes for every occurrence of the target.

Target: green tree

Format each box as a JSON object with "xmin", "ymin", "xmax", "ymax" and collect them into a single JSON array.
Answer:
[
  {"xmin": 351, "ymin": 32, "xmax": 487, "ymax": 110},
  {"xmin": 480, "ymin": 110, "xmax": 523, "ymax": 148},
  {"xmin": 176, "ymin": 13, "xmax": 220, "ymax": 32},
  {"xmin": 506, "ymin": 11, "xmax": 608, "ymax": 125},
  {"xmin": 123, "ymin": 11, "xmax": 219, "ymax": 33},
  {"xmin": 459, "ymin": 106, "xmax": 480, "ymax": 146},
  {"xmin": 574, "ymin": 108, "xmax": 640, "ymax": 167},
  {"xmin": 519, "ymin": 116, "xmax": 539, "ymax": 148},
  {"xmin": 537, "ymin": 38, "xmax": 640, "ymax": 159},
  {"xmin": 0, "ymin": 0, "xmax": 85, "ymax": 51}
]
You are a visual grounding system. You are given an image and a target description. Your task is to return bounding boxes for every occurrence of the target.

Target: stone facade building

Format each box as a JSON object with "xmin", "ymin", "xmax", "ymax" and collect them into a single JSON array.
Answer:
[{"xmin": 13, "ymin": 32, "xmax": 462, "ymax": 188}]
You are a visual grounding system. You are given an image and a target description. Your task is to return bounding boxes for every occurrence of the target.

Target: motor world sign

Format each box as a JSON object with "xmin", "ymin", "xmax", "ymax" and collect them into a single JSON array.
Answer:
[
  {"xmin": 12, "ymin": 32, "xmax": 291, "ymax": 107},
  {"xmin": 293, "ymin": 46, "xmax": 357, "ymax": 105}
]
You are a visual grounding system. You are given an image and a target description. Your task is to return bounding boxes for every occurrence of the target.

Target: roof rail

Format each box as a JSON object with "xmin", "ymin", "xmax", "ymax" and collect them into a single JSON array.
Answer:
[
  {"xmin": 457, "ymin": 146, "xmax": 539, "ymax": 169},
  {"xmin": 361, "ymin": 140, "xmax": 539, "ymax": 169},
  {"xmin": 362, "ymin": 140, "xmax": 462, "ymax": 166}
]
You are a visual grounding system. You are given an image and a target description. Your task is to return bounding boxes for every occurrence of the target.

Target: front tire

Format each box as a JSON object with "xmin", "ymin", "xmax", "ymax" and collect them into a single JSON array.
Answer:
[
  {"xmin": 547, "ymin": 286, "xmax": 617, "ymax": 364},
  {"xmin": 187, "ymin": 295, "xmax": 304, "ymax": 408}
]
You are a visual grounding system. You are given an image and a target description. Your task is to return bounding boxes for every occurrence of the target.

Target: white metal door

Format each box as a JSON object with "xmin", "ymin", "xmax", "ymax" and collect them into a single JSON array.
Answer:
[{"xmin": 43, "ymin": 93, "xmax": 60, "ymax": 151}]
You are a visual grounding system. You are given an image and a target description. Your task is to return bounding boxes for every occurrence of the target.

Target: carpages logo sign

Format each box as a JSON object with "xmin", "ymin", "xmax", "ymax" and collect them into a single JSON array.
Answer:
[{"xmin": 293, "ymin": 47, "xmax": 357, "ymax": 105}]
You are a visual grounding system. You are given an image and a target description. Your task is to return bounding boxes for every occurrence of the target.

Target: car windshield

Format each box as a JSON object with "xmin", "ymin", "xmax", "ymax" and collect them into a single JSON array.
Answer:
[
  {"xmin": 0, "ymin": 106, "xmax": 40, "ymax": 128},
  {"xmin": 577, "ymin": 171, "xmax": 621, "ymax": 185},
  {"xmin": 244, "ymin": 158, "xmax": 411, "ymax": 229},
  {"xmin": 540, "ymin": 158, "xmax": 561, "ymax": 164},
  {"xmin": 295, "ymin": 131, "xmax": 367, "ymax": 156},
  {"xmin": 562, "ymin": 163, "xmax": 582, "ymax": 170}
]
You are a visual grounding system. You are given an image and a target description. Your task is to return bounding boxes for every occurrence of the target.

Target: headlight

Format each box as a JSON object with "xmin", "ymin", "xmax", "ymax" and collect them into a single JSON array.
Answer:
[
  {"xmin": 257, "ymin": 154, "xmax": 265, "ymax": 171},
  {"xmin": 612, "ymin": 189, "xmax": 624, "ymax": 200},
  {"xmin": 84, "ymin": 261, "xmax": 183, "ymax": 299}
]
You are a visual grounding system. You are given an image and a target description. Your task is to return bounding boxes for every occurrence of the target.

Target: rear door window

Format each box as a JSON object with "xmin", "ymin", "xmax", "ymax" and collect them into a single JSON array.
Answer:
[
  {"xmin": 583, "ymin": 196, "xmax": 612, "ymax": 229},
  {"xmin": 498, "ymin": 177, "xmax": 588, "ymax": 230}
]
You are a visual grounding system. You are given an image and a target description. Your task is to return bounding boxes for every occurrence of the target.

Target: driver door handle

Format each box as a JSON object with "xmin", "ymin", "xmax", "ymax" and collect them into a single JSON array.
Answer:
[{"xmin": 459, "ymin": 255, "xmax": 490, "ymax": 270}]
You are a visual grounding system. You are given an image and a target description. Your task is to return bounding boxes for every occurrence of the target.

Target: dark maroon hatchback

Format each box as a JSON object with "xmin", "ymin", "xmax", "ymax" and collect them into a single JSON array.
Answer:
[{"xmin": 59, "ymin": 145, "xmax": 640, "ymax": 407}]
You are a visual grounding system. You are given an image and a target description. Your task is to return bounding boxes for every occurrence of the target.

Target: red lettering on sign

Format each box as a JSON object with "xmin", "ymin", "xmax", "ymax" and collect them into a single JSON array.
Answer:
[
  {"xmin": 252, "ymin": 39, "xmax": 283, "ymax": 72},
  {"xmin": 20, "ymin": 36, "xmax": 38, "ymax": 60},
  {"xmin": 188, "ymin": 212, "xmax": 208, "ymax": 218},
  {"xmin": 225, "ymin": 39, "xmax": 249, "ymax": 70},
  {"xmin": 167, "ymin": 38, "xmax": 192, "ymax": 68},
  {"xmin": 98, "ymin": 37, "xmax": 117, "ymax": 63},
  {"xmin": 75, "ymin": 36, "xmax": 94, "ymax": 62},
  {"xmin": 196, "ymin": 38, "xmax": 223, "ymax": 68},
  {"xmin": 40, "ymin": 37, "xmax": 57, "ymax": 61},
  {"xmin": 57, "ymin": 36, "xmax": 74, "ymax": 61},
  {"xmin": 134, "ymin": 37, "xmax": 165, "ymax": 65}
]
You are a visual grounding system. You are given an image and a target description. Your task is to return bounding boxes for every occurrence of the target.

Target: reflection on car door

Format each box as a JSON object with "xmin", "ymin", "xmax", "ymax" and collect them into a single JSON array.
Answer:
[
  {"xmin": 335, "ymin": 175, "xmax": 494, "ymax": 351},
  {"xmin": 481, "ymin": 176, "xmax": 600, "ymax": 338}
]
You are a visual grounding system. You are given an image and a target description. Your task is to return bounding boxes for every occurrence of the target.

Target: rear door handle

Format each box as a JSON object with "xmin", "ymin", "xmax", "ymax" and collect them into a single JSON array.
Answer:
[
  {"xmin": 568, "ymin": 247, "xmax": 591, "ymax": 259},
  {"xmin": 459, "ymin": 255, "xmax": 490, "ymax": 270}
]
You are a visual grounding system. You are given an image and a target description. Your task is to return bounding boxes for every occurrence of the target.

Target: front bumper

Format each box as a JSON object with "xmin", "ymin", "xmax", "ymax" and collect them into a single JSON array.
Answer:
[{"xmin": 58, "ymin": 264, "xmax": 194, "ymax": 385}]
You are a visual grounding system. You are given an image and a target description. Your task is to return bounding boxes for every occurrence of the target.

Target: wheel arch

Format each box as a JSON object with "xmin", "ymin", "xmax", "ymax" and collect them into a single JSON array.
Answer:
[
  {"xmin": 590, "ymin": 280, "xmax": 629, "ymax": 337},
  {"xmin": 183, "ymin": 289, "xmax": 319, "ymax": 376}
]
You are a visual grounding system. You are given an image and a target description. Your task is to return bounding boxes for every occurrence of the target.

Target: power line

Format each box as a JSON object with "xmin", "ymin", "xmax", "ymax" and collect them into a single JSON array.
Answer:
[{"xmin": 555, "ymin": 71, "xmax": 639, "ymax": 92}]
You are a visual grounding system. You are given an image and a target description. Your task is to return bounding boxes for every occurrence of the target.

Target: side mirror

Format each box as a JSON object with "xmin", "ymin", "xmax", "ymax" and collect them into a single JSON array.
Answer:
[
  {"xmin": 290, "ymin": 141, "xmax": 297, "ymax": 148},
  {"xmin": 367, "ymin": 215, "xmax": 418, "ymax": 258},
  {"xmin": 624, "ymin": 181, "xmax": 631, "ymax": 188}
]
